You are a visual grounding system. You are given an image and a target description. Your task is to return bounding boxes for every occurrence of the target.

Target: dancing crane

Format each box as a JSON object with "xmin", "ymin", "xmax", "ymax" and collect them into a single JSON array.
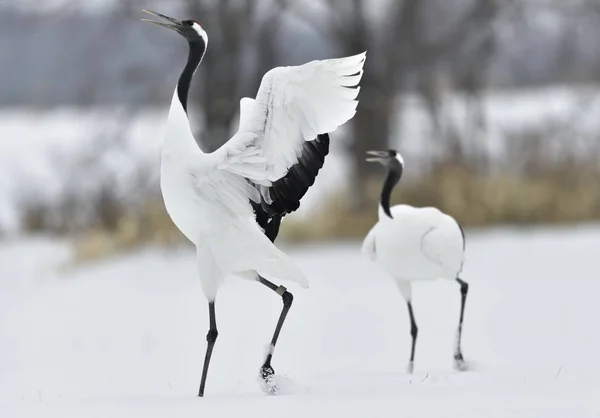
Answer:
[{"xmin": 141, "ymin": 10, "xmax": 365, "ymax": 396}]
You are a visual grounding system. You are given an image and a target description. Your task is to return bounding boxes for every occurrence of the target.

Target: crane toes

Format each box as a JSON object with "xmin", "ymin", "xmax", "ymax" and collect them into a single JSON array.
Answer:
[
  {"xmin": 406, "ymin": 361, "xmax": 414, "ymax": 374},
  {"xmin": 259, "ymin": 364, "xmax": 279, "ymax": 394},
  {"xmin": 453, "ymin": 353, "xmax": 468, "ymax": 371}
]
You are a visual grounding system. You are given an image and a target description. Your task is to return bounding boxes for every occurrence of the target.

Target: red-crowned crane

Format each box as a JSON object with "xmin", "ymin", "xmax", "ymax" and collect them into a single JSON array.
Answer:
[
  {"xmin": 361, "ymin": 150, "xmax": 469, "ymax": 373},
  {"xmin": 142, "ymin": 10, "xmax": 365, "ymax": 396}
]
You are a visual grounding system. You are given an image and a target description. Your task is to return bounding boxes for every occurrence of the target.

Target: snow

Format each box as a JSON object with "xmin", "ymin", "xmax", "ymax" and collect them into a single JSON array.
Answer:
[
  {"xmin": 0, "ymin": 108, "xmax": 163, "ymax": 232},
  {"xmin": 2, "ymin": 86, "xmax": 600, "ymax": 232},
  {"xmin": 1, "ymin": 225, "xmax": 600, "ymax": 417}
]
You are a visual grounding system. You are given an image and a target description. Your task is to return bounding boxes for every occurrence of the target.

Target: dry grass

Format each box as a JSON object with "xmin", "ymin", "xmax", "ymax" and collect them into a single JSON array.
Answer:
[
  {"xmin": 281, "ymin": 163, "xmax": 600, "ymax": 242},
  {"xmin": 72, "ymin": 199, "xmax": 184, "ymax": 263},
  {"xmin": 19, "ymin": 161, "xmax": 600, "ymax": 262}
]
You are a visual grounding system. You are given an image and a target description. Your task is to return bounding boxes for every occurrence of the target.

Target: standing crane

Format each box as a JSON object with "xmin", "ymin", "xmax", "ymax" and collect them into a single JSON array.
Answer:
[
  {"xmin": 361, "ymin": 150, "xmax": 469, "ymax": 373},
  {"xmin": 141, "ymin": 10, "xmax": 365, "ymax": 396}
]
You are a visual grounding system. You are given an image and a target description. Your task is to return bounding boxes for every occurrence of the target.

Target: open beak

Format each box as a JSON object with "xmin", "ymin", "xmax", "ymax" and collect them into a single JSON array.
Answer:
[
  {"xmin": 365, "ymin": 150, "xmax": 389, "ymax": 163},
  {"xmin": 141, "ymin": 9, "xmax": 183, "ymax": 32}
]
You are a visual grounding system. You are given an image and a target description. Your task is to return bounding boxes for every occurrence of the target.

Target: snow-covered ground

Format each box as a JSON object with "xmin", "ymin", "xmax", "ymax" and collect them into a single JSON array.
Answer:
[{"xmin": 1, "ymin": 225, "xmax": 599, "ymax": 417}]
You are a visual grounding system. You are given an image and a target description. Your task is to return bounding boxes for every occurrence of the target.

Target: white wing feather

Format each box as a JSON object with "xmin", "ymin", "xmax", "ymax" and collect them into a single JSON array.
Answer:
[
  {"xmin": 160, "ymin": 54, "xmax": 366, "ymax": 291},
  {"xmin": 420, "ymin": 223, "xmax": 465, "ymax": 275},
  {"xmin": 215, "ymin": 52, "xmax": 366, "ymax": 201}
]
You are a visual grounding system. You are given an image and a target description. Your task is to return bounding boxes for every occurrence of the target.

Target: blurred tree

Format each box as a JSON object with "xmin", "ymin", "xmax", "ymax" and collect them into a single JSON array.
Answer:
[
  {"xmin": 181, "ymin": 0, "xmax": 285, "ymax": 152},
  {"xmin": 278, "ymin": 0, "xmax": 403, "ymax": 208},
  {"xmin": 416, "ymin": 0, "xmax": 500, "ymax": 169},
  {"xmin": 280, "ymin": 0, "xmax": 503, "ymax": 207}
]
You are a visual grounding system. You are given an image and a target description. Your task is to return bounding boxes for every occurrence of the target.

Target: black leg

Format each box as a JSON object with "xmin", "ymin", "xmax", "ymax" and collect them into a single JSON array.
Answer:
[
  {"xmin": 258, "ymin": 275, "xmax": 293, "ymax": 393},
  {"xmin": 454, "ymin": 278, "xmax": 469, "ymax": 370},
  {"xmin": 198, "ymin": 301, "xmax": 218, "ymax": 397},
  {"xmin": 406, "ymin": 301, "xmax": 418, "ymax": 373}
]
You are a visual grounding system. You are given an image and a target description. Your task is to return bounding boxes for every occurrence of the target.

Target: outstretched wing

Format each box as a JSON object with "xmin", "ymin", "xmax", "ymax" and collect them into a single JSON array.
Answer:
[{"xmin": 214, "ymin": 52, "xmax": 365, "ymax": 215}]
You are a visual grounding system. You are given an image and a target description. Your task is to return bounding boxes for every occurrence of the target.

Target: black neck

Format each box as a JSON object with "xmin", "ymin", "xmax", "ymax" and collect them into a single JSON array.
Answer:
[
  {"xmin": 177, "ymin": 40, "xmax": 206, "ymax": 113},
  {"xmin": 380, "ymin": 162, "xmax": 403, "ymax": 219}
]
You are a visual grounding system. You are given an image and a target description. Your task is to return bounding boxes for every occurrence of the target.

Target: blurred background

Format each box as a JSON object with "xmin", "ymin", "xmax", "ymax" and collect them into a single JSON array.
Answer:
[
  {"xmin": 1, "ymin": 1, "xmax": 600, "ymax": 411},
  {"xmin": 1, "ymin": 0, "xmax": 600, "ymax": 255}
]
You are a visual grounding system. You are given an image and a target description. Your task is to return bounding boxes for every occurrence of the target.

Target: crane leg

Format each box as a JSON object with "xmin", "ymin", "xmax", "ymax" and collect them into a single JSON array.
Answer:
[
  {"xmin": 257, "ymin": 275, "xmax": 293, "ymax": 394},
  {"xmin": 406, "ymin": 301, "xmax": 418, "ymax": 373},
  {"xmin": 198, "ymin": 301, "xmax": 218, "ymax": 397},
  {"xmin": 454, "ymin": 277, "xmax": 469, "ymax": 371}
]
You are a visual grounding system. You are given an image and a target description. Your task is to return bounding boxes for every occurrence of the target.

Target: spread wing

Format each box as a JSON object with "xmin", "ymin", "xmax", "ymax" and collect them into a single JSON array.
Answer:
[{"xmin": 213, "ymin": 52, "xmax": 365, "ymax": 216}]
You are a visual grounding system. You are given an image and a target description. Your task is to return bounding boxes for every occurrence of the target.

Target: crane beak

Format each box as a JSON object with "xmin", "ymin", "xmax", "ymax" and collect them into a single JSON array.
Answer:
[
  {"xmin": 365, "ymin": 150, "xmax": 389, "ymax": 163},
  {"xmin": 141, "ymin": 9, "xmax": 183, "ymax": 32}
]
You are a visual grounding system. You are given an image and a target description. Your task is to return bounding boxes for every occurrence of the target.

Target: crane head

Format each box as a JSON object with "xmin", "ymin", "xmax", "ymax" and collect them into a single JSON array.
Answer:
[
  {"xmin": 141, "ymin": 10, "xmax": 207, "ymax": 46},
  {"xmin": 365, "ymin": 150, "xmax": 405, "ymax": 167}
]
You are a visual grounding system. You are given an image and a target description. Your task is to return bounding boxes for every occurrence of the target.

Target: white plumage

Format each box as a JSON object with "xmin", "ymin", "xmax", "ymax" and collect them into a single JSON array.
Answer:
[
  {"xmin": 142, "ymin": 9, "xmax": 365, "ymax": 397},
  {"xmin": 362, "ymin": 205, "xmax": 465, "ymax": 282},
  {"xmin": 161, "ymin": 52, "xmax": 366, "ymax": 299},
  {"xmin": 361, "ymin": 150, "xmax": 469, "ymax": 373}
]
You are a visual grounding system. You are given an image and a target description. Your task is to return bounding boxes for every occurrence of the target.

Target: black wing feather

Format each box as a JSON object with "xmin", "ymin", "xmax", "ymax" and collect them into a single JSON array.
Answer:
[{"xmin": 251, "ymin": 133, "xmax": 330, "ymax": 242}]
